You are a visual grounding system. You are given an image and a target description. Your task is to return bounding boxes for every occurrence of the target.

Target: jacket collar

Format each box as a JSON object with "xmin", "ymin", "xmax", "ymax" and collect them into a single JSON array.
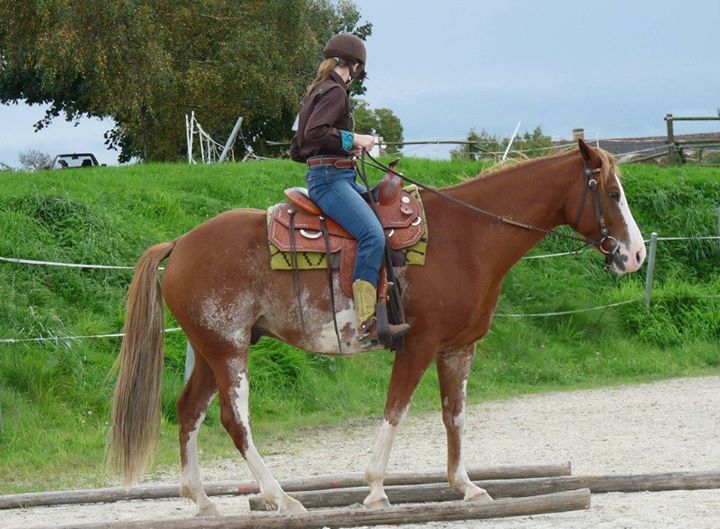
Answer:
[{"xmin": 329, "ymin": 70, "xmax": 350, "ymax": 87}]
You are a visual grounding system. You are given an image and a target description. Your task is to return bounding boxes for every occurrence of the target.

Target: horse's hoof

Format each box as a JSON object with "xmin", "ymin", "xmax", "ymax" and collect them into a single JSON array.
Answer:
[
  {"xmin": 278, "ymin": 496, "xmax": 307, "ymax": 514},
  {"xmin": 364, "ymin": 496, "xmax": 391, "ymax": 510},
  {"xmin": 195, "ymin": 503, "xmax": 221, "ymax": 517},
  {"xmin": 466, "ymin": 490, "xmax": 494, "ymax": 503}
]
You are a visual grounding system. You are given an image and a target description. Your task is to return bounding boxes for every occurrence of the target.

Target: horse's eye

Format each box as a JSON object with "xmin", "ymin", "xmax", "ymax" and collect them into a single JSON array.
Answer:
[{"xmin": 608, "ymin": 191, "xmax": 621, "ymax": 201}]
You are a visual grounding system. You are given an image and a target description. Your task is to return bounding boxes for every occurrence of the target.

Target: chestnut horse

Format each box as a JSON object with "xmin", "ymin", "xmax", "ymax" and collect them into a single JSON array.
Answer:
[{"xmin": 110, "ymin": 140, "xmax": 645, "ymax": 516}]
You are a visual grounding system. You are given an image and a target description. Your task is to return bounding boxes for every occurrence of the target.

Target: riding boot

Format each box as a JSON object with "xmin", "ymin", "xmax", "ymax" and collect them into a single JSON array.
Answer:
[{"xmin": 352, "ymin": 279, "xmax": 411, "ymax": 344}]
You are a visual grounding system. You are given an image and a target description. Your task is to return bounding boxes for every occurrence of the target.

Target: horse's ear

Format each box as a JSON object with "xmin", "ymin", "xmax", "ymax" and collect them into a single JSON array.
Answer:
[
  {"xmin": 578, "ymin": 138, "xmax": 592, "ymax": 161},
  {"xmin": 578, "ymin": 138, "xmax": 600, "ymax": 165}
]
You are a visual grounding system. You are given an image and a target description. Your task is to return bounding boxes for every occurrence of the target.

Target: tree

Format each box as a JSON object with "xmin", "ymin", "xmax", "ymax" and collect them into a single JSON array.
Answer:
[
  {"xmin": 18, "ymin": 150, "xmax": 53, "ymax": 171},
  {"xmin": 512, "ymin": 126, "xmax": 553, "ymax": 156},
  {"xmin": 353, "ymin": 100, "xmax": 404, "ymax": 154},
  {"xmin": 0, "ymin": 1, "xmax": 372, "ymax": 162},
  {"xmin": 451, "ymin": 126, "xmax": 552, "ymax": 160},
  {"xmin": 450, "ymin": 129, "xmax": 501, "ymax": 160}
]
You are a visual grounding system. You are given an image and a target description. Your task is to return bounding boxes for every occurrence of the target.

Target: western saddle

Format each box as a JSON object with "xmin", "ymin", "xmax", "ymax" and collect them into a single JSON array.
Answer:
[
  {"xmin": 267, "ymin": 163, "xmax": 424, "ymax": 351},
  {"xmin": 267, "ymin": 164, "xmax": 425, "ymax": 298}
]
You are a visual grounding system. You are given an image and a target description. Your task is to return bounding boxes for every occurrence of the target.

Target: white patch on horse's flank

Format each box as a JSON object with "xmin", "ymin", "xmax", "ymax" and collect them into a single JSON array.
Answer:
[
  {"xmin": 296, "ymin": 282, "xmax": 385, "ymax": 355},
  {"xmin": 316, "ymin": 305, "xmax": 359, "ymax": 351},
  {"xmin": 200, "ymin": 291, "xmax": 254, "ymax": 347},
  {"xmin": 443, "ymin": 396, "xmax": 449, "ymax": 408}
]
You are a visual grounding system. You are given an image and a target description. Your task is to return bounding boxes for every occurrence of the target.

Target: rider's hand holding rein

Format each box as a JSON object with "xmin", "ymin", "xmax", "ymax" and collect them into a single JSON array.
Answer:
[{"xmin": 352, "ymin": 135, "xmax": 375, "ymax": 155}]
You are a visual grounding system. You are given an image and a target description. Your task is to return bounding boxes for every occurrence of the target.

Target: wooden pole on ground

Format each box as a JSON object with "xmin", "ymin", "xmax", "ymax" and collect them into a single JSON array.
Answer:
[
  {"xmin": 249, "ymin": 470, "xmax": 720, "ymax": 511},
  {"xmin": 0, "ymin": 463, "xmax": 571, "ymax": 510},
  {"xmin": 50, "ymin": 490, "xmax": 591, "ymax": 529}
]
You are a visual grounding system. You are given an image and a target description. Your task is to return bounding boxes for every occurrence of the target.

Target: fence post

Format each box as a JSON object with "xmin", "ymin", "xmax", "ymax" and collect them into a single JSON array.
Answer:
[
  {"xmin": 645, "ymin": 232, "xmax": 658, "ymax": 309},
  {"xmin": 185, "ymin": 341, "xmax": 195, "ymax": 382},
  {"xmin": 717, "ymin": 208, "xmax": 720, "ymax": 253},
  {"xmin": 665, "ymin": 114, "xmax": 677, "ymax": 164}
]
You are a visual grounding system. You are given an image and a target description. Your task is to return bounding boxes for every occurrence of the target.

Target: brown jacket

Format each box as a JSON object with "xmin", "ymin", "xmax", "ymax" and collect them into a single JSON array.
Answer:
[{"xmin": 290, "ymin": 71, "xmax": 354, "ymax": 163}]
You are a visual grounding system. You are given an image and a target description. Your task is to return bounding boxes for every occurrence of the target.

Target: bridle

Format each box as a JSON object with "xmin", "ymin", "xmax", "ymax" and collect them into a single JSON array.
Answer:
[
  {"xmin": 572, "ymin": 161, "xmax": 622, "ymax": 266},
  {"xmin": 357, "ymin": 151, "xmax": 622, "ymax": 268}
]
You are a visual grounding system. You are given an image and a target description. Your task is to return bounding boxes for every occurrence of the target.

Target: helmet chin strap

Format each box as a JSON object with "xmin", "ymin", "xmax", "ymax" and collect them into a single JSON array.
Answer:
[{"xmin": 332, "ymin": 57, "xmax": 354, "ymax": 84}]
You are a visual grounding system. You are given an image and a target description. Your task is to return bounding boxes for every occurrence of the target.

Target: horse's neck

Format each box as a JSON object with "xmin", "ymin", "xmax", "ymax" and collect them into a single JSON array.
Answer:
[{"xmin": 439, "ymin": 155, "xmax": 577, "ymax": 271}]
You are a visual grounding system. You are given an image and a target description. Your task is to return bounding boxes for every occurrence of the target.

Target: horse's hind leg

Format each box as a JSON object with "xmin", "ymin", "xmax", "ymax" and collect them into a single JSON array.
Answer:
[
  {"xmin": 177, "ymin": 347, "xmax": 220, "ymax": 517},
  {"xmin": 437, "ymin": 344, "xmax": 492, "ymax": 503},
  {"xmin": 212, "ymin": 337, "xmax": 306, "ymax": 514}
]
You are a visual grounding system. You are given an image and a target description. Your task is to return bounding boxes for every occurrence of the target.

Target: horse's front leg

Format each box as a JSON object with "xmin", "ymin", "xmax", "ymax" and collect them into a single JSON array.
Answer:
[
  {"xmin": 437, "ymin": 344, "xmax": 492, "ymax": 503},
  {"xmin": 364, "ymin": 348, "xmax": 436, "ymax": 509}
]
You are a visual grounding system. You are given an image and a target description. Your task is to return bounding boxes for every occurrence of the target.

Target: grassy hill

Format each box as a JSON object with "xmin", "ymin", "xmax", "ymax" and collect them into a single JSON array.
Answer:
[{"xmin": 0, "ymin": 158, "xmax": 718, "ymax": 493}]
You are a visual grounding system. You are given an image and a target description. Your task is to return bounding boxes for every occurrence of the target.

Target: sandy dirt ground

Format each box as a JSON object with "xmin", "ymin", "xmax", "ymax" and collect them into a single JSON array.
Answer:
[{"xmin": 4, "ymin": 375, "xmax": 720, "ymax": 529}]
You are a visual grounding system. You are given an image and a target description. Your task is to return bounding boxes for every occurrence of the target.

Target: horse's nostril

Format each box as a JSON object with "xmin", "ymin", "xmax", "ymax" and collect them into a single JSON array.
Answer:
[{"xmin": 636, "ymin": 251, "xmax": 642, "ymax": 263}]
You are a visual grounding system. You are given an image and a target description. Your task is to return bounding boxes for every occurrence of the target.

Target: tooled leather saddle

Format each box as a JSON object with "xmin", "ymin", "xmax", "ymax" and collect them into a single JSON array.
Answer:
[{"xmin": 267, "ymin": 166, "xmax": 425, "ymax": 298}]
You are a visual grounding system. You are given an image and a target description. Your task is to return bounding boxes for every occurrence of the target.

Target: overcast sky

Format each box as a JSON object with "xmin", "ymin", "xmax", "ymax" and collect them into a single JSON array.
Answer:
[{"xmin": 1, "ymin": 0, "xmax": 718, "ymax": 165}]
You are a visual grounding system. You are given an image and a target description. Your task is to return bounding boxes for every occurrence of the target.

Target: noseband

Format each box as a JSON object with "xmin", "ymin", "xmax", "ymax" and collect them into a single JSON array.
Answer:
[{"xmin": 359, "ymin": 152, "xmax": 621, "ymax": 268}]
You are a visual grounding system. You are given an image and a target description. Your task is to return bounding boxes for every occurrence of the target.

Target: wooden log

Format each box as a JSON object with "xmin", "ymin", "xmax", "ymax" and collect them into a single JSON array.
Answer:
[
  {"xmin": 49, "ymin": 489, "xmax": 591, "ymax": 529},
  {"xmin": 249, "ymin": 470, "xmax": 720, "ymax": 510},
  {"xmin": 0, "ymin": 462, "xmax": 570, "ymax": 510}
]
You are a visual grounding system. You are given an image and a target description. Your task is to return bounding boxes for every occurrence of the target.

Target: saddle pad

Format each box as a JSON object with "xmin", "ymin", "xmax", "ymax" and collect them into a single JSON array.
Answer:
[{"xmin": 267, "ymin": 185, "xmax": 428, "ymax": 271}]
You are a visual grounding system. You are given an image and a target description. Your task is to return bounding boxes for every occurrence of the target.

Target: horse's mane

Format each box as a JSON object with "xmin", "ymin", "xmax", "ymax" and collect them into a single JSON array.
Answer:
[{"xmin": 448, "ymin": 146, "xmax": 619, "ymax": 190}]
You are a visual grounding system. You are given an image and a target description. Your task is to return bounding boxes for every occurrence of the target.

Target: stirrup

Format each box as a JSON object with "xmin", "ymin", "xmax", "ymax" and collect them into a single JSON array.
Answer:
[{"xmin": 357, "ymin": 317, "xmax": 411, "ymax": 346}]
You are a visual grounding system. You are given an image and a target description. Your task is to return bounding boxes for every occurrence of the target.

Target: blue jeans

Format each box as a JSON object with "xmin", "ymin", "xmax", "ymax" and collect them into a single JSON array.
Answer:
[{"xmin": 306, "ymin": 165, "xmax": 385, "ymax": 286}]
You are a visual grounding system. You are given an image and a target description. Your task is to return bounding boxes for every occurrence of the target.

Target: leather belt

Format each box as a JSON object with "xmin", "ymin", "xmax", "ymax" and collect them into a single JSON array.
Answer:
[{"xmin": 307, "ymin": 157, "xmax": 356, "ymax": 169}]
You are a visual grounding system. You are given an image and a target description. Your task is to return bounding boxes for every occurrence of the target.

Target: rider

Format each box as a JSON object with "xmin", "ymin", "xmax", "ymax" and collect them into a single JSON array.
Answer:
[{"xmin": 290, "ymin": 33, "xmax": 410, "ymax": 344}]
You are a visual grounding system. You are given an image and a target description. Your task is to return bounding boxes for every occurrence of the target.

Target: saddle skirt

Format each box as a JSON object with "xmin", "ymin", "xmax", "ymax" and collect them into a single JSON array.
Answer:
[{"xmin": 267, "ymin": 184, "xmax": 428, "ymax": 297}]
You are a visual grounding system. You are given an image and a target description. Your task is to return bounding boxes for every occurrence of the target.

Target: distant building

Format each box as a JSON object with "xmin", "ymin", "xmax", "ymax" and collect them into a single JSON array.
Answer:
[{"xmin": 558, "ymin": 131, "xmax": 720, "ymax": 162}]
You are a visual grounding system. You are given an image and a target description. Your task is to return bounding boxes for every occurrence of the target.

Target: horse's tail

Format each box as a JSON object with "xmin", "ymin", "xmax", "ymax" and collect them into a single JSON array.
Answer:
[{"xmin": 109, "ymin": 240, "xmax": 176, "ymax": 485}]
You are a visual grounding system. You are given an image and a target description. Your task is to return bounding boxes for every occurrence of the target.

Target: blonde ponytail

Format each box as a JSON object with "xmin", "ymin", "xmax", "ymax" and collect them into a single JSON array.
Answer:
[{"xmin": 304, "ymin": 58, "xmax": 345, "ymax": 99}]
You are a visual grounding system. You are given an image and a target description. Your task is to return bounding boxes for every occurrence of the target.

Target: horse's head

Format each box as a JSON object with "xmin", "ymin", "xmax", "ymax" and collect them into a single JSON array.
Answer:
[{"xmin": 567, "ymin": 139, "xmax": 646, "ymax": 274}]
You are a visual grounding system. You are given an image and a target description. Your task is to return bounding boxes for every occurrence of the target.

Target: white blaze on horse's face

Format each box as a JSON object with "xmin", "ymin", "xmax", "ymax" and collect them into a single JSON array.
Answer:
[{"xmin": 607, "ymin": 174, "xmax": 646, "ymax": 275}]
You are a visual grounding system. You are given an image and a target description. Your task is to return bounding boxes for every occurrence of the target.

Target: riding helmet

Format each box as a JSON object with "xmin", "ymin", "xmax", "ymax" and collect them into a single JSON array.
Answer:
[{"xmin": 323, "ymin": 33, "xmax": 366, "ymax": 78}]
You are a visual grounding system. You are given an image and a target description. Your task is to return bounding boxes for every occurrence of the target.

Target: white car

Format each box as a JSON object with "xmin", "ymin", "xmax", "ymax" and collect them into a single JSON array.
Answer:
[{"xmin": 51, "ymin": 153, "xmax": 101, "ymax": 169}]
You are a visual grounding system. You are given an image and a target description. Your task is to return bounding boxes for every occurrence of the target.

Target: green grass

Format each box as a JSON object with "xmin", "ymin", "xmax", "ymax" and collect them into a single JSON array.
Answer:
[{"xmin": 0, "ymin": 159, "xmax": 719, "ymax": 493}]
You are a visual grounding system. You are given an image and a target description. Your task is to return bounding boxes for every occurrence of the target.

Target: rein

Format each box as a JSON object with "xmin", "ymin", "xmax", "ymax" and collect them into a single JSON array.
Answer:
[{"xmin": 358, "ymin": 150, "xmax": 620, "ymax": 265}]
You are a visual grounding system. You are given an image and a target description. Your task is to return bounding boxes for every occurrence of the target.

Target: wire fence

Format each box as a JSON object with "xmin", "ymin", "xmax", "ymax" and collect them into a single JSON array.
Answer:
[
  {"xmin": 1, "ymin": 222, "xmax": 718, "ymax": 343},
  {"xmin": 0, "ymin": 328, "xmax": 182, "ymax": 345}
]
